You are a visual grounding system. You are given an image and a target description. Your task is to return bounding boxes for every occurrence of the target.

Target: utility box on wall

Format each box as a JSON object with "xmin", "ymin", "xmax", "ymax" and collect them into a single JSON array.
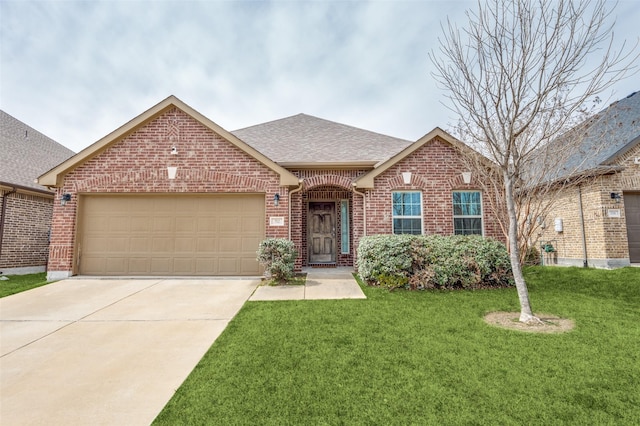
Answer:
[{"xmin": 554, "ymin": 218, "xmax": 563, "ymax": 233}]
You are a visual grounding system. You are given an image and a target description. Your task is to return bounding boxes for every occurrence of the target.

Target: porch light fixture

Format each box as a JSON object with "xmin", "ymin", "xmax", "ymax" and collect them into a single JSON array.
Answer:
[
  {"xmin": 60, "ymin": 193, "xmax": 71, "ymax": 206},
  {"xmin": 171, "ymin": 146, "xmax": 178, "ymax": 155},
  {"xmin": 167, "ymin": 166, "xmax": 177, "ymax": 179},
  {"xmin": 274, "ymin": 193, "xmax": 280, "ymax": 206},
  {"xmin": 402, "ymin": 172, "xmax": 412, "ymax": 185},
  {"xmin": 610, "ymin": 192, "xmax": 621, "ymax": 203},
  {"xmin": 462, "ymin": 171, "xmax": 472, "ymax": 184}
]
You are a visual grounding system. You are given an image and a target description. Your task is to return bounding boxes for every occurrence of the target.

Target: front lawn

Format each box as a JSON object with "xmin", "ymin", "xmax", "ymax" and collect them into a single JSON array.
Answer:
[
  {"xmin": 0, "ymin": 273, "xmax": 50, "ymax": 298},
  {"xmin": 154, "ymin": 267, "xmax": 640, "ymax": 425}
]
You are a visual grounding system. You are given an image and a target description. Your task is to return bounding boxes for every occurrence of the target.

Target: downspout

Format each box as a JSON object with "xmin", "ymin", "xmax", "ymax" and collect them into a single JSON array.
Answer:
[
  {"xmin": 352, "ymin": 184, "xmax": 367, "ymax": 237},
  {"xmin": 288, "ymin": 180, "xmax": 304, "ymax": 240},
  {"xmin": 577, "ymin": 185, "xmax": 589, "ymax": 268},
  {"xmin": 0, "ymin": 187, "xmax": 18, "ymax": 266}
]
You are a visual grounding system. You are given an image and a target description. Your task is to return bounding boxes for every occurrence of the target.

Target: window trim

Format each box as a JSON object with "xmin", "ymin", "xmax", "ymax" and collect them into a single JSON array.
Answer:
[
  {"xmin": 340, "ymin": 199, "xmax": 350, "ymax": 254},
  {"xmin": 452, "ymin": 190, "xmax": 484, "ymax": 236},
  {"xmin": 392, "ymin": 190, "xmax": 423, "ymax": 235}
]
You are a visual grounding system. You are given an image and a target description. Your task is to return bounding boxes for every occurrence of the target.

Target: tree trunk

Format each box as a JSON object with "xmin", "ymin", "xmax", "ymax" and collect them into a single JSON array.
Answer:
[{"xmin": 504, "ymin": 172, "xmax": 536, "ymax": 322}]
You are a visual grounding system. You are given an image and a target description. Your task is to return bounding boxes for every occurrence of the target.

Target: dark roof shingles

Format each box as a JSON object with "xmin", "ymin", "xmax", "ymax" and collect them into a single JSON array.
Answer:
[
  {"xmin": 555, "ymin": 91, "xmax": 640, "ymax": 176},
  {"xmin": 232, "ymin": 113, "xmax": 412, "ymax": 164},
  {"xmin": 0, "ymin": 110, "xmax": 75, "ymax": 191}
]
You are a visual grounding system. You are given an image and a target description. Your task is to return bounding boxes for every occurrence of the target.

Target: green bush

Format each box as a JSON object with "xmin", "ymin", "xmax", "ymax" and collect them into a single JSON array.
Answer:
[
  {"xmin": 257, "ymin": 238, "xmax": 298, "ymax": 281},
  {"xmin": 357, "ymin": 234, "xmax": 513, "ymax": 290}
]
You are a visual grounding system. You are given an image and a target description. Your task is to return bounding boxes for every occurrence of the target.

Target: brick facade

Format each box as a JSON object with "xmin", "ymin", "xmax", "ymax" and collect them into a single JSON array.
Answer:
[
  {"xmin": 538, "ymin": 143, "xmax": 640, "ymax": 268},
  {"xmin": 47, "ymin": 108, "xmax": 288, "ymax": 277},
  {"xmin": 0, "ymin": 190, "xmax": 53, "ymax": 274},
  {"xmin": 44, "ymin": 103, "xmax": 507, "ymax": 278},
  {"xmin": 365, "ymin": 138, "xmax": 503, "ymax": 240}
]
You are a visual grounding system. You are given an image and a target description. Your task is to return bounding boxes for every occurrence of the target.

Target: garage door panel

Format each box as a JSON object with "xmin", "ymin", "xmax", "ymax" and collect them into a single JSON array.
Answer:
[
  {"xmin": 220, "ymin": 237, "xmax": 240, "ymax": 252},
  {"xmin": 85, "ymin": 218, "xmax": 108, "ymax": 232},
  {"xmin": 131, "ymin": 217, "xmax": 150, "ymax": 232},
  {"xmin": 153, "ymin": 217, "xmax": 174, "ymax": 232},
  {"xmin": 175, "ymin": 238, "xmax": 196, "ymax": 252},
  {"xmin": 175, "ymin": 217, "xmax": 195, "ymax": 232},
  {"xmin": 218, "ymin": 258, "xmax": 239, "ymax": 274},
  {"xmin": 78, "ymin": 195, "xmax": 264, "ymax": 276},
  {"xmin": 173, "ymin": 258, "xmax": 194, "ymax": 274},
  {"xmin": 81, "ymin": 257, "xmax": 105, "ymax": 274},
  {"xmin": 105, "ymin": 238, "xmax": 128, "ymax": 252},
  {"xmin": 152, "ymin": 237, "xmax": 174, "ymax": 253},
  {"xmin": 196, "ymin": 238, "xmax": 217, "ymax": 252},
  {"xmin": 105, "ymin": 258, "xmax": 127, "ymax": 274},
  {"xmin": 109, "ymin": 217, "xmax": 130, "ymax": 232},
  {"xmin": 219, "ymin": 217, "xmax": 240, "ymax": 231},
  {"xmin": 625, "ymin": 193, "xmax": 640, "ymax": 263},
  {"xmin": 129, "ymin": 258, "xmax": 151, "ymax": 274},
  {"xmin": 241, "ymin": 237, "xmax": 260, "ymax": 251},
  {"xmin": 130, "ymin": 238, "xmax": 151, "ymax": 252},
  {"xmin": 150, "ymin": 258, "xmax": 172, "ymax": 274}
]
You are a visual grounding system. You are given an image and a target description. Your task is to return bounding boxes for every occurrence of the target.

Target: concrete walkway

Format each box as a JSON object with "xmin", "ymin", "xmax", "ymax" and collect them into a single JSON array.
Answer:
[{"xmin": 250, "ymin": 267, "xmax": 366, "ymax": 301}]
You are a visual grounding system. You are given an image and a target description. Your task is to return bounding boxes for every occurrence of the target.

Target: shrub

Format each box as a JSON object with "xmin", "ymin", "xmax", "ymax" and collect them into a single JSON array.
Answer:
[
  {"xmin": 257, "ymin": 238, "xmax": 298, "ymax": 281},
  {"xmin": 356, "ymin": 234, "xmax": 414, "ymax": 283},
  {"xmin": 357, "ymin": 234, "xmax": 513, "ymax": 290}
]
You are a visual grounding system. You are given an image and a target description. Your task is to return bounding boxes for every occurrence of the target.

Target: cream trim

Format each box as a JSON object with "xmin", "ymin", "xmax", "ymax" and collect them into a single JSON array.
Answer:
[
  {"xmin": 278, "ymin": 161, "xmax": 377, "ymax": 170},
  {"xmin": 37, "ymin": 95, "xmax": 299, "ymax": 187}
]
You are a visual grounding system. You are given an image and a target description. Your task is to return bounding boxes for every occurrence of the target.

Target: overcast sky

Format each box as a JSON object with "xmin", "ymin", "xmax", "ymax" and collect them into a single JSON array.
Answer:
[{"xmin": 1, "ymin": 0, "xmax": 638, "ymax": 153}]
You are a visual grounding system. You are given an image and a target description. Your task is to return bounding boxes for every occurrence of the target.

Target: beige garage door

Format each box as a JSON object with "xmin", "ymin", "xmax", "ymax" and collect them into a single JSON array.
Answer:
[{"xmin": 77, "ymin": 194, "xmax": 265, "ymax": 276}]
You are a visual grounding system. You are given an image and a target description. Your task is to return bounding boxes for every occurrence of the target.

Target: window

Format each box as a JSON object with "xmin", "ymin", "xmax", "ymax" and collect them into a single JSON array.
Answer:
[
  {"xmin": 340, "ymin": 200, "xmax": 350, "ymax": 254},
  {"xmin": 453, "ymin": 191, "xmax": 483, "ymax": 235},
  {"xmin": 392, "ymin": 191, "xmax": 422, "ymax": 234}
]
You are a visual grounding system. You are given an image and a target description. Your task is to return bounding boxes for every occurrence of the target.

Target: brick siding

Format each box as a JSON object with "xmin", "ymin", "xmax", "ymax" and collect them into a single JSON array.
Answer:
[
  {"xmin": 47, "ymin": 110, "xmax": 507, "ymax": 276},
  {"xmin": 0, "ymin": 191, "xmax": 53, "ymax": 271},
  {"xmin": 47, "ymin": 108, "xmax": 287, "ymax": 274},
  {"xmin": 366, "ymin": 138, "xmax": 504, "ymax": 241},
  {"xmin": 538, "ymin": 143, "xmax": 640, "ymax": 268}
]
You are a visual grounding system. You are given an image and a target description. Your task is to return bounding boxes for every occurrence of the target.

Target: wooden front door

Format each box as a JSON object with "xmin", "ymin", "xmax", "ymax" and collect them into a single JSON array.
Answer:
[{"xmin": 309, "ymin": 202, "xmax": 336, "ymax": 264}]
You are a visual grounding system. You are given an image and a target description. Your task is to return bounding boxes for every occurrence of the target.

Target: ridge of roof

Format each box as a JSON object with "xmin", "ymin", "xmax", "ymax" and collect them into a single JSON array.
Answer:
[{"xmin": 232, "ymin": 113, "xmax": 412, "ymax": 165}]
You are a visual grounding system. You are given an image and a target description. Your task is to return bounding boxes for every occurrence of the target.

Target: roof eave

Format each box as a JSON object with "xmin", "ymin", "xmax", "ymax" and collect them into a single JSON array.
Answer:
[
  {"xmin": 0, "ymin": 181, "xmax": 54, "ymax": 197},
  {"xmin": 278, "ymin": 161, "xmax": 377, "ymax": 170}
]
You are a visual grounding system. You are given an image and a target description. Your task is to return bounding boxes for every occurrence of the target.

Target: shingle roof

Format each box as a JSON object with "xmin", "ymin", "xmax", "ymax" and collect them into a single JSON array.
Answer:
[
  {"xmin": 551, "ymin": 90, "xmax": 640, "ymax": 178},
  {"xmin": 232, "ymin": 113, "xmax": 412, "ymax": 165},
  {"xmin": 1, "ymin": 110, "xmax": 75, "ymax": 191}
]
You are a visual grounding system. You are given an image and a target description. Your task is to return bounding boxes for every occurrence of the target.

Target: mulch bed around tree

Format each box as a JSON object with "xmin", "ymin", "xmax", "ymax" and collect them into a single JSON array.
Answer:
[{"xmin": 484, "ymin": 311, "xmax": 575, "ymax": 333}]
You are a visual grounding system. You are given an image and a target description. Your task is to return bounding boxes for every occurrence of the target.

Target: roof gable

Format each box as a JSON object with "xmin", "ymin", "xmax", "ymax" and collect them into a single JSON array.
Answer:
[
  {"xmin": 1, "ymin": 110, "xmax": 75, "ymax": 192},
  {"xmin": 38, "ymin": 96, "xmax": 299, "ymax": 187},
  {"xmin": 232, "ymin": 113, "xmax": 412, "ymax": 166},
  {"xmin": 354, "ymin": 128, "xmax": 479, "ymax": 188}
]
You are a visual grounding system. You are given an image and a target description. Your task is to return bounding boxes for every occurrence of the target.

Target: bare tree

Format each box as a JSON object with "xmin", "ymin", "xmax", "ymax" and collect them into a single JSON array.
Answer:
[{"xmin": 430, "ymin": 0, "xmax": 637, "ymax": 322}]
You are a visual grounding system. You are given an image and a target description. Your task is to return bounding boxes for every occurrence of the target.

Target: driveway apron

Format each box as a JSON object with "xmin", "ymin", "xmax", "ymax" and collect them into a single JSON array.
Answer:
[{"xmin": 0, "ymin": 278, "xmax": 259, "ymax": 425}]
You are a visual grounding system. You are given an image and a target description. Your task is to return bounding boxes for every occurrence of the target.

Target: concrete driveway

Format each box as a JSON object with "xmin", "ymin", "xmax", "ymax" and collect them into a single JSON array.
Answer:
[{"xmin": 0, "ymin": 278, "xmax": 259, "ymax": 425}]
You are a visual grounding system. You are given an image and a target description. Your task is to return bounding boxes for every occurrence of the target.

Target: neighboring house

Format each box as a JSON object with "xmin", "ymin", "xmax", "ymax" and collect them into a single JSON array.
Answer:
[
  {"xmin": 537, "ymin": 91, "xmax": 640, "ymax": 268},
  {"xmin": 0, "ymin": 110, "xmax": 75, "ymax": 275},
  {"xmin": 38, "ymin": 96, "xmax": 503, "ymax": 280}
]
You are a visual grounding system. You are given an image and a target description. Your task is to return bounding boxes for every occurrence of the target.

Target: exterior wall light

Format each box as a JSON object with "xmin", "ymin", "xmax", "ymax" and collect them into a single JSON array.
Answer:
[
  {"xmin": 274, "ymin": 193, "xmax": 280, "ymax": 206},
  {"xmin": 171, "ymin": 146, "xmax": 178, "ymax": 155},
  {"xmin": 60, "ymin": 193, "xmax": 72, "ymax": 206},
  {"xmin": 610, "ymin": 192, "xmax": 621, "ymax": 203}
]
